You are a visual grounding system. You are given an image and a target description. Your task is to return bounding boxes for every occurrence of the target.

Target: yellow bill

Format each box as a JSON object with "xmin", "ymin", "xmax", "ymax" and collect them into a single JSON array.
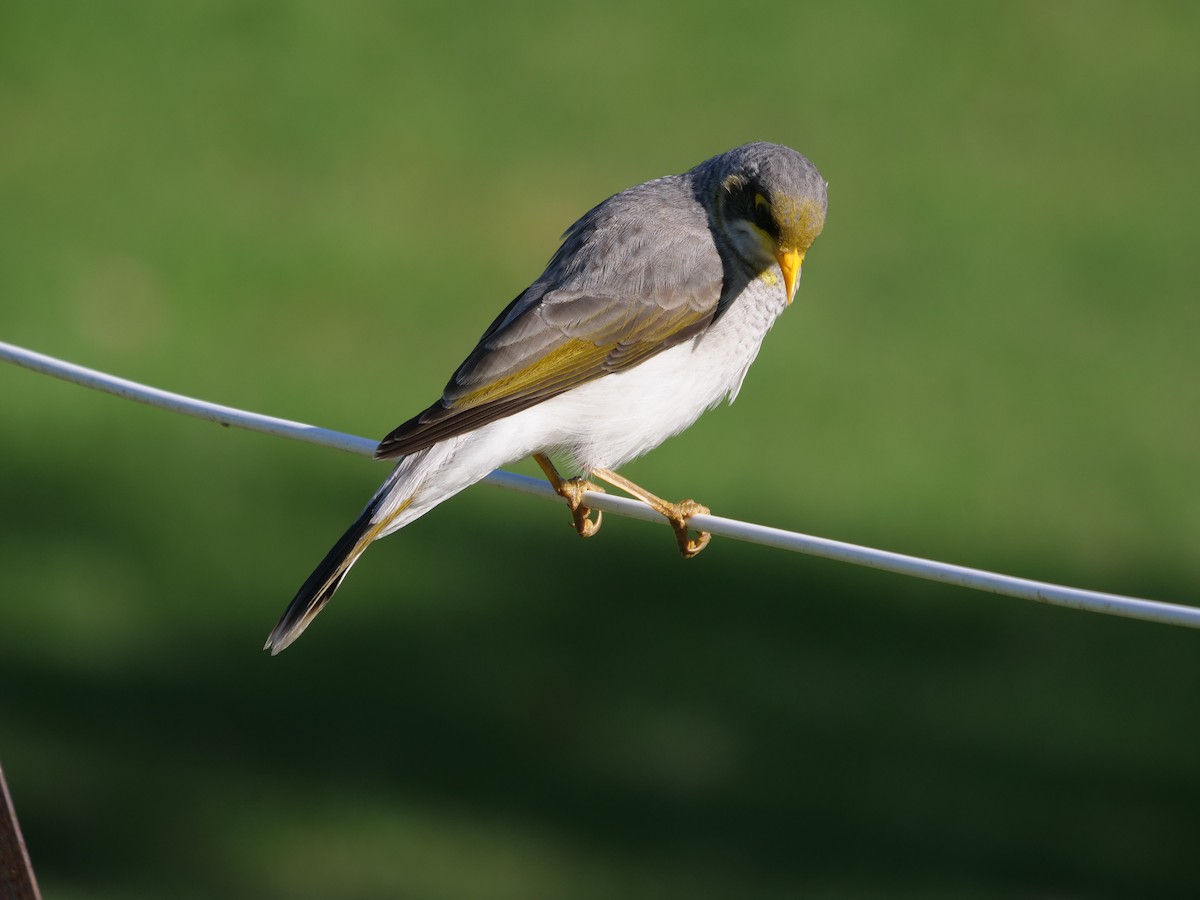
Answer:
[{"xmin": 776, "ymin": 248, "xmax": 803, "ymax": 304}]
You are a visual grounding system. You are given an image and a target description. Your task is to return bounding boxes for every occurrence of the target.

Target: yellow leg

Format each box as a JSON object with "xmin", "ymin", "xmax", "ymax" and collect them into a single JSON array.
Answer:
[
  {"xmin": 533, "ymin": 453, "xmax": 604, "ymax": 538},
  {"xmin": 591, "ymin": 467, "xmax": 712, "ymax": 558}
]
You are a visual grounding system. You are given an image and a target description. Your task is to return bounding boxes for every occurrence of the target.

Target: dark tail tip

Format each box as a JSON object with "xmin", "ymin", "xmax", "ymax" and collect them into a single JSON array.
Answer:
[{"xmin": 264, "ymin": 510, "xmax": 372, "ymax": 655}]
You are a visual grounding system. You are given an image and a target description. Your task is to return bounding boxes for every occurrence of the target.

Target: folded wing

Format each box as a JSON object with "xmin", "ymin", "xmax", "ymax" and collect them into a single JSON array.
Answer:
[{"xmin": 377, "ymin": 180, "xmax": 725, "ymax": 459}]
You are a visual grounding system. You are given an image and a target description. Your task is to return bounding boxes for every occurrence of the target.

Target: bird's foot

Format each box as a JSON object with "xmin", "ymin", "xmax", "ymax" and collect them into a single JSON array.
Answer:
[
  {"xmin": 533, "ymin": 453, "xmax": 604, "ymax": 539},
  {"xmin": 558, "ymin": 477, "xmax": 604, "ymax": 538},
  {"xmin": 664, "ymin": 499, "xmax": 711, "ymax": 558},
  {"xmin": 589, "ymin": 466, "xmax": 714, "ymax": 558}
]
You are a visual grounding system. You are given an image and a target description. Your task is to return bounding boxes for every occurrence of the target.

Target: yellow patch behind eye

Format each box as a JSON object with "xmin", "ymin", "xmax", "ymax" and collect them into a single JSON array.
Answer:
[{"xmin": 751, "ymin": 193, "xmax": 778, "ymax": 250}]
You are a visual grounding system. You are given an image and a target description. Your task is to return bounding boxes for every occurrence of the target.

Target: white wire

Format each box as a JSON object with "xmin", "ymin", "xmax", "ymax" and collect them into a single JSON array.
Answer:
[{"xmin": 4, "ymin": 338, "xmax": 1197, "ymax": 630}]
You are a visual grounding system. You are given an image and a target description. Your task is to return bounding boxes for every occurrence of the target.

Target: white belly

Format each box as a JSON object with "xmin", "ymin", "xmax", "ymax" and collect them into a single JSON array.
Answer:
[
  {"xmin": 531, "ymin": 338, "xmax": 741, "ymax": 472},
  {"xmin": 373, "ymin": 276, "xmax": 791, "ymax": 538},
  {"xmin": 481, "ymin": 275, "xmax": 789, "ymax": 474}
]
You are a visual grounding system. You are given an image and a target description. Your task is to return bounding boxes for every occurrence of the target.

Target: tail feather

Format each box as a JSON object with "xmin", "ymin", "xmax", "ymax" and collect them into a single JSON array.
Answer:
[
  {"xmin": 266, "ymin": 436, "xmax": 481, "ymax": 654},
  {"xmin": 263, "ymin": 506, "xmax": 376, "ymax": 655},
  {"xmin": 265, "ymin": 457, "xmax": 419, "ymax": 654}
]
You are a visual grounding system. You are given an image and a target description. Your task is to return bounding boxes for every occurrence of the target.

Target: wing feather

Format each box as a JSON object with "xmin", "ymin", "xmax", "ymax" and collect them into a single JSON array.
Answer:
[{"xmin": 377, "ymin": 175, "xmax": 724, "ymax": 460}]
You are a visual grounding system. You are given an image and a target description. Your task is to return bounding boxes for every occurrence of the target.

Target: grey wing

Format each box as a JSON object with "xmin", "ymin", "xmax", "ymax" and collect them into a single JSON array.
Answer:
[{"xmin": 376, "ymin": 177, "xmax": 725, "ymax": 459}]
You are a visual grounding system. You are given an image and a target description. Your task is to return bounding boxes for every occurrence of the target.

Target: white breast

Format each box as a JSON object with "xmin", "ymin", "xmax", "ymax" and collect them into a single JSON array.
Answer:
[
  {"xmin": 370, "ymin": 275, "xmax": 793, "ymax": 539},
  {"xmin": 501, "ymin": 274, "xmax": 791, "ymax": 473}
]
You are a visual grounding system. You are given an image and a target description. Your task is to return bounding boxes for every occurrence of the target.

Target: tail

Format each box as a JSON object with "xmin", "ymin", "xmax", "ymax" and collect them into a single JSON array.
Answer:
[
  {"xmin": 264, "ymin": 469, "xmax": 415, "ymax": 655},
  {"xmin": 265, "ymin": 430, "xmax": 501, "ymax": 654}
]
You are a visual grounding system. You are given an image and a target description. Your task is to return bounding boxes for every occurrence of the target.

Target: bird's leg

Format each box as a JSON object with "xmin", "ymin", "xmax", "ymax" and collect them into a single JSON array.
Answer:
[
  {"xmin": 533, "ymin": 453, "xmax": 604, "ymax": 538},
  {"xmin": 590, "ymin": 467, "xmax": 712, "ymax": 558}
]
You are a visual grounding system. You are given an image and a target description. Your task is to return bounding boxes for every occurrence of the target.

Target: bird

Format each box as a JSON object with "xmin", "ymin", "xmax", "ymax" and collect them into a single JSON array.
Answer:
[{"xmin": 265, "ymin": 142, "xmax": 827, "ymax": 654}]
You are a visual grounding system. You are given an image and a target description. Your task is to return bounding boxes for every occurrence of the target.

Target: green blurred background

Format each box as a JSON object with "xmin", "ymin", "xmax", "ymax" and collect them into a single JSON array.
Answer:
[{"xmin": 2, "ymin": 2, "xmax": 1199, "ymax": 897}]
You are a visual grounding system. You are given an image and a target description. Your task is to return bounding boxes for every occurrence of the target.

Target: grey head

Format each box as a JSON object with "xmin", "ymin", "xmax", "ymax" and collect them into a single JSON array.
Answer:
[{"xmin": 690, "ymin": 142, "xmax": 828, "ymax": 299}]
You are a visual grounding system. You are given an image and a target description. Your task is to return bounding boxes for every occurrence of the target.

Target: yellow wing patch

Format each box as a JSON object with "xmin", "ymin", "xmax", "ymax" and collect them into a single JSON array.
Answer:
[
  {"xmin": 452, "ymin": 294, "xmax": 715, "ymax": 411},
  {"xmin": 455, "ymin": 338, "xmax": 610, "ymax": 408}
]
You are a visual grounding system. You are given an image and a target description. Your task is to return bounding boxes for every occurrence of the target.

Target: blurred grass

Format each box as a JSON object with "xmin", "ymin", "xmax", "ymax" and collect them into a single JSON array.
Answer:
[{"xmin": 2, "ymin": 1, "xmax": 1199, "ymax": 897}]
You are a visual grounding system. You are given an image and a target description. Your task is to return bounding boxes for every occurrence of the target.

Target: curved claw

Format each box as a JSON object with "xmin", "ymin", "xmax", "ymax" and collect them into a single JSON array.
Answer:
[
  {"xmin": 561, "ymin": 478, "xmax": 604, "ymax": 539},
  {"xmin": 679, "ymin": 529, "xmax": 711, "ymax": 558},
  {"xmin": 668, "ymin": 499, "xmax": 711, "ymax": 559},
  {"xmin": 572, "ymin": 503, "xmax": 603, "ymax": 538}
]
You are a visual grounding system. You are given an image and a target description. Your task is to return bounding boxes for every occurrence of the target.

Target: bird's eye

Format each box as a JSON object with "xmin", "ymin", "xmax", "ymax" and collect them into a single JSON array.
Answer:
[{"xmin": 752, "ymin": 193, "xmax": 775, "ymax": 234}]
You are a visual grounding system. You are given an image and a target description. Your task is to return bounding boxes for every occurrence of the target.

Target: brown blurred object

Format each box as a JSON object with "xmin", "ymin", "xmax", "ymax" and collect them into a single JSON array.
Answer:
[{"xmin": 0, "ymin": 764, "xmax": 40, "ymax": 900}]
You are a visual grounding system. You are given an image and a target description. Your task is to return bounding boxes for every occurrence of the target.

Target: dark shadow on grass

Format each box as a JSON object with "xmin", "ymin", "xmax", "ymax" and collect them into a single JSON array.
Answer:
[{"xmin": 3, "ymin": 490, "xmax": 1200, "ymax": 899}]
